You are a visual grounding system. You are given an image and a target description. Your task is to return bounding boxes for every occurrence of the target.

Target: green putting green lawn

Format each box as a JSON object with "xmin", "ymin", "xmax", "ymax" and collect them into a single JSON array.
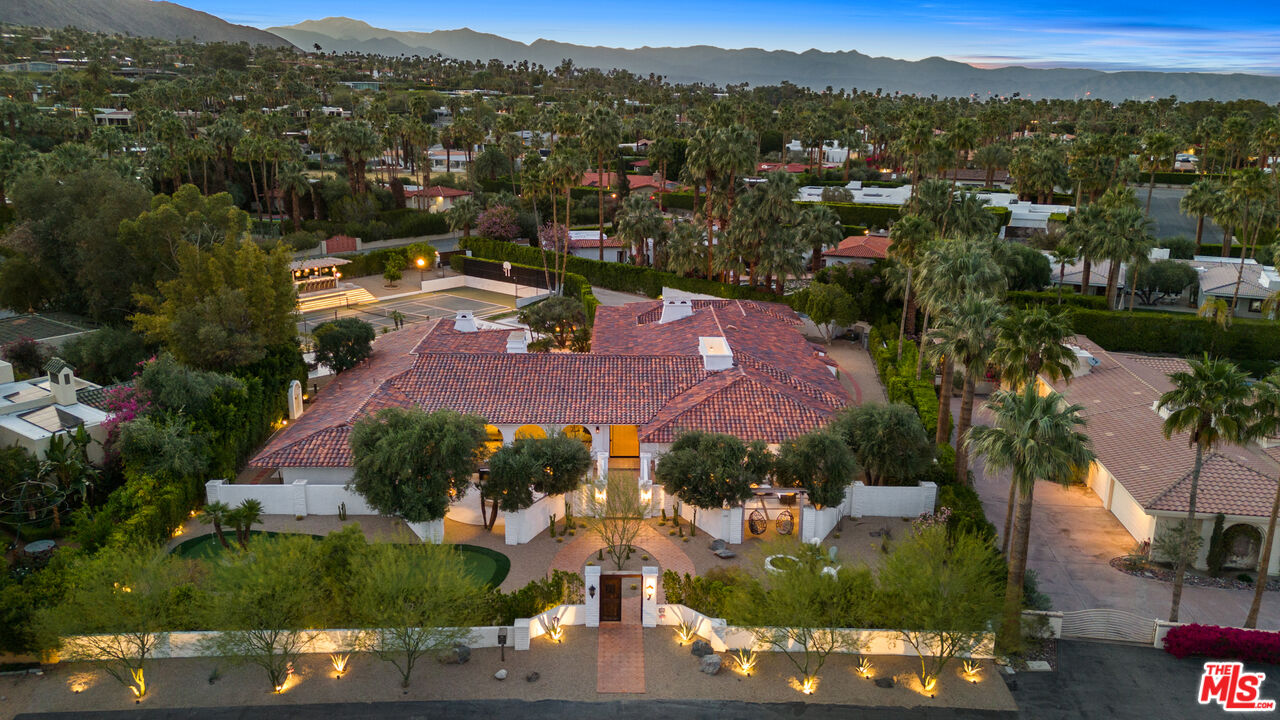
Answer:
[{"xmin": 171, "ymin": 532, "xmax": 510, "ymax": 587}]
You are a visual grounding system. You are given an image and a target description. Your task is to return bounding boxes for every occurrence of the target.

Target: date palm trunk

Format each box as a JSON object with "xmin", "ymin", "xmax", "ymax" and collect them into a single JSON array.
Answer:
[
  {"xmin": 955, "ymin": 374, "xmax": 976, "ymax": 485},
  {"xmin": 1245, "ymin": 474, "xmax": 1280, "ymax": 628},
  {"xmin": 935, "ymin": 355, "xmax": 953, "ymax": 445},
  {"xmin": 997, "ymin": 479, "xmax": 1035, "ymax": 654},
  {"xmin": 1169, "ymin": 442, "xmax": 1205, "ymax": 622}
]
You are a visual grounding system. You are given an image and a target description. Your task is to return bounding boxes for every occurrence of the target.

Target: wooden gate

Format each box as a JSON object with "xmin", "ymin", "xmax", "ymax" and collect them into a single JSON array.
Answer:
[{"xmin": 1060, "ymin": 609, "xmax": 1156, "ymax": 645}]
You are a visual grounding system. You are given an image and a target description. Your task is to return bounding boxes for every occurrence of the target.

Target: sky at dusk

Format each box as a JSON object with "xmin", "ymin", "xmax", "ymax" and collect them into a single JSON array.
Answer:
[{"xmin": 185, "ymin": 0, "xmax": 1280, "ymax": 75}]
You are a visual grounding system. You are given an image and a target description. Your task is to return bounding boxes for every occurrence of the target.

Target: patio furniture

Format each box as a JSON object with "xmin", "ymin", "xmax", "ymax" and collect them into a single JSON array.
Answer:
[
  {"xmin": 748, "ymin": 510, "xmax": 767, "ymax": 536},
  {"xmin": 776, "ymin": 510, "xmax": 794, "ymax": 535}
]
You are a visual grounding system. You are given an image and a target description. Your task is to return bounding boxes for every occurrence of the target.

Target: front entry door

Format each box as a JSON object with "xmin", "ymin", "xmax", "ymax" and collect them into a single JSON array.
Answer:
[{"xmin": 600, "ymin": 575, "xmax": 622, "ymax": 622}]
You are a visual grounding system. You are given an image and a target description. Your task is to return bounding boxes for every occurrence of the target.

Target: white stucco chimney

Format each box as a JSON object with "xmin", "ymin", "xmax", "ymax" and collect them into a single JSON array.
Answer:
[
  {"xmin": 453, "ymin": 311, "xmax": 477, "ymax": 332},
  {"xmin": 506, "ymin": 330, "xmax": 528, "ymax": 354},
  {"xmin": 1066, "ymin": 344, "xmax": 1099, "ymax": 378},
  {"xmin": 698, "ymin": 336, "xmax": 733, "ymax": 371},
  {"xmin": 659, "ymin": 298, "xmax": 693, "ymax": 324},
  {"xmin": 46, "ymin": 358, "xmax": 77, "ymax": 406}
]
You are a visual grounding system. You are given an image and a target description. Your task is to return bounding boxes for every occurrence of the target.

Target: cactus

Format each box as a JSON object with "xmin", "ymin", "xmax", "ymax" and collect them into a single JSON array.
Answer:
[{"xmin": 338, "ymin": 502, "xmax": 347, "ymax": 521}]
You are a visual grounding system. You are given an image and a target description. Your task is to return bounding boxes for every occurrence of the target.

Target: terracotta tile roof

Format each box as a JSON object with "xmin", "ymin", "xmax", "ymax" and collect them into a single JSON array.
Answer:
[
  {"xmin": 1147, "ymin": 454, "xmax": 1279, "ymax": 517},
  {"xmin": 579, "ymin": 172, "xmax": 676, "ymax": 192},
  {"xmin": 1043, "ymin": 335, "xmax": 1279, "ymax": 518},
  {"xmin": 566, "ymin": 231, "xmax": 625, "ymax": 249},
  {"xmin": 405, "ymin": 185, "xmax": 473, "ymax": 199},
  {"xmin": 251, "ymin": 301, "xmax": 849, "ymax": 469},
  {"xmin": 412, "ymin": 320, "xmax": 512, "ymax": 354},
  {"xmin": 824, "ymin": 234, "xmax": 892, "ymax": 260},
  {"xmin": 640, "ymin": 367, "xmax": 839, "ymax": 443}
]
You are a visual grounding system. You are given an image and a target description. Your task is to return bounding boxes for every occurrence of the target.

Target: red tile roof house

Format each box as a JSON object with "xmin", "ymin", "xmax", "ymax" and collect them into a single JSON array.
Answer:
[
  {"xmin": 1040, "ymin": 337, "xmax": 1280, "ymax": 575},
  {"xmin": 579, "ymin": 172, "xmax": 681, "ymax": 194},
  {"xmin": 242, "ymin": 299, "xmax": 893, "ymax": 545},
  {"xmin": 823, "ymin": 233, "xmax": 892, "ymax": 267},
  {"xmin": 405, "ymin": 185, "xmax": 473, "ymax": 213},
  {"xmin": 566, "ymin": 230, "xmax": 628, "ymax": 263}
]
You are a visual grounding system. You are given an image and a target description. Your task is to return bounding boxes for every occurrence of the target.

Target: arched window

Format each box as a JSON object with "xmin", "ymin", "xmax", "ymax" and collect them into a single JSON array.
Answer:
[
  {"xmin": 515, "ymin": 424, "xmax": 547, "ymax": 440},
  {"xmin": 562, "ymin": 424, "xmax": 592, "ymax": 447}
]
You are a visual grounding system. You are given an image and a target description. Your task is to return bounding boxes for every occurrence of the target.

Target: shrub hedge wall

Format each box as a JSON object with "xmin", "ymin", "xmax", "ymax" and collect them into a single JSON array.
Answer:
[{"xmin": 1066, "ymin": 309, "xmax": 1280, "ymax": 376}]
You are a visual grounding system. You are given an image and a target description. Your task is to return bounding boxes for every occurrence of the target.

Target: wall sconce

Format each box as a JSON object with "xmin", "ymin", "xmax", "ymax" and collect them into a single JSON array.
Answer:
[
  {"xmin": 644, "ymin": 582, "xmax": 655, "ymax": 601},
  {"xmin": 588, "ymin": 585, "xmax": 596, "ymax": 599}
]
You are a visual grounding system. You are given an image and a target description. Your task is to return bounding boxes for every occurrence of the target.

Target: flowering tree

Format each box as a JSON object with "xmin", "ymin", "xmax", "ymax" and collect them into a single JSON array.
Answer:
[
  {"xmin": 476, "ymin": 205, "xmax": 521, "ymax": 242},
  {"xmin": 100, "ymin": 383, "xmax": 152, "ymax": 460}
]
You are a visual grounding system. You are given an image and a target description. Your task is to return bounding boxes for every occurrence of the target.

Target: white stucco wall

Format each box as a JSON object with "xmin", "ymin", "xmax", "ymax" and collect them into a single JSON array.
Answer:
[
  {"xmin": 504, "ymin": 493, "xmax": 565, "ymax": 545},
  {"xmin": 846, "ymin": 481, "xmax": 937, "ymax": 519}
]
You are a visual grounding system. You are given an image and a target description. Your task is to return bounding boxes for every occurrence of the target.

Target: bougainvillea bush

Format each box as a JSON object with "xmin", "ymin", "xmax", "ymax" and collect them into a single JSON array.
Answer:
[{"xmin": 1163, "ymin": 624, "xmax": 1280, "ymax": 665}]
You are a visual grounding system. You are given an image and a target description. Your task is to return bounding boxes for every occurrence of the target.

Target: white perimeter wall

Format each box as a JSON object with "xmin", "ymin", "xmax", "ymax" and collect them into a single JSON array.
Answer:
[
  {"xmin": 846, "ymin": 482, "xmax": 937, "ymax": 519},
  {"xmin": 207, "ymin": 479, "xmax": 376, "ymax": 517},
  {"xmin": 505, "ymin": 493, "xmax": 565, "ymax": 545},
  {"xmin": 420, "ymin": 275, "xmax": 551, "ymax": 307}
]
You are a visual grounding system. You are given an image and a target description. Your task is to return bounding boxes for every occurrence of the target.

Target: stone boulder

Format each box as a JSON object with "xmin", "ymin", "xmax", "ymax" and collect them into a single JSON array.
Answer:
[
  {"xmin": 526, "ymin": 672, "xmax": 540, "ymax": 683},
  {"xmin": 440, "ymin": 644, "xmax": 471, "ymax": 664},
  {"xmin": 709, "ymin": 539, "xmax": 727, "ymax": 552},
  {"xmin": 874, "ymin": 677, "xmax": 894, "ymax": 689},
  {"xmin": 494, "ymin": 669, "xmax": 508, "ymax": 680},
  {"xmin": 700, "ymin": 654, "xmax": 722, "ymax": 675},
  {"xmin": 713, "ymin": 548, "xmax": 737, "ymax": 559},
  {"xmin": 690, "ymin": 639, "xmax": 713, "ymax": 657}
]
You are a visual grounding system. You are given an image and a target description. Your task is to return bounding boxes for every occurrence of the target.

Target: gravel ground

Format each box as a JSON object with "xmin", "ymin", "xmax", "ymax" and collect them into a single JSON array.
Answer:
[{"xmin": 4, "ymin": 629, "xmax": 1013, "ymax": 719}]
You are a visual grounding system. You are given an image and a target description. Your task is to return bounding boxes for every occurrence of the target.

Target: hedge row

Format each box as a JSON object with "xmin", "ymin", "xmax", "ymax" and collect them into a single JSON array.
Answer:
[
  {"xmin": 302, "ymin": 208, "xmax": 449, "ymax": 243},
  {"xmin": 450, "ymin": 254, "xmax": 599, "ymax": 322},
  {"xmin": 458, "ymin": 237, "xmax": 797, "ymax": 308},
  {"xmin": 1066, "ymin": 308, "xmax": 1280, "ymax": 376},
  {"xmin": 867, "ymin": 326, "xmax": 948, "ymax": 439},
  {"xmin": 796, "ymin": 201, "xmax": 901, "ymax": 229},
  {"xmin": 1163, "ymin": 623, "xmax": 1280, "ymax": 664},
  {"xmin": 1007, "ymin": 290, "xmax": 1109, "ymax": 311}
]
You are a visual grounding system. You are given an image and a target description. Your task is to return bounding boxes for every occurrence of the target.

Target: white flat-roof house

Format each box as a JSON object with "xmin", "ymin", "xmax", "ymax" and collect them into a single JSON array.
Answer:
[{"xmin": 0, "ymin": 358, "xmax": 109, "ymax": 463}]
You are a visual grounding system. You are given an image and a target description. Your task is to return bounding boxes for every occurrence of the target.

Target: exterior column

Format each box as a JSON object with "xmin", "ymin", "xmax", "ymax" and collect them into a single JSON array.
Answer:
[
  {"xmin": 584, "ymin": 565, "xmax": 602, "ymax": 628},
  {"xmin": 595, "ymin": 452, "xmax": 609, "ymax": 480},
  {"xmin": 641, "ymin": 566, "xmax": 659, "ymax": 627},
  {"xmin": 639, "ymin": 452, "xmax": 652, "ymax": 484},
  {"xmin": 291, "ymin": 479, "xmax": 308, "ymax": 519},
  {"xmin": 205, "ymin": 478, "xmax": 224, "ymax": 505},
  {"xmin": 727, "ymin": 506, "xmax": 744, "ymax": 544}
]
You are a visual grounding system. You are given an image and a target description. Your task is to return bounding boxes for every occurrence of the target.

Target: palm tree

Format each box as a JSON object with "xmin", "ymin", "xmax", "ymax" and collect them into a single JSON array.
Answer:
[
  {"xmin": 277, "ymin": 163, "xmax": 311, "ymax": 232},
  {"xmin": 582, "ymin": 104, "xmax": 622, "ymax": 260},
  {"xmin": 946, "ymin": 117, "xmax": 979, "ymax": 186},
  {"xmin": 1224, "ymin": 169, "xmax": 1276, "ymax": 312},
  {"xmin": 1197, "ymin": 297, "xmax": 1233, "ymax": 329},
  {"xmin": 930, "ymin": 295, "xmax": 1005, "ymax": 485},
  {"xmin": 889, "ymin": 214, "xmax": 935, "ymax": 356},
  {"xmin": 794, "ymin": 204, "xmax": 843, "ymax": 274},
  {"xmin": 1179, "ymin": 180, "xmax": 1221, "ymax": 255},
  {"xmin": 1244, "ymin": 370, "xmax": 1280, "ymax": 627},
  {"xmin": 1157, "ymin": 357, "xmax": 1252, "ymax": 622},
  {"xmin": 198, "ymin": 501, "xmax": 233, "ymax": 549},
  {"xmin": 988, "ymin": 306, "xmax": 1077, "ymax": 553},
  {"xmin": 968, "ymin": 385, "xmax": 1095, "ymax": 653},
  {"xmin": 225, "ymin": 498, "xmax": 265, "ymax": 549},
  {"xmin": 1140, "ymin": 131, "xmax": 1179, "ymax": 216},
  {"xmin": 615, "ymin": 194, "xmax": 662, "ymax": 265},
  {"xmin": 666, "ymin": 222, "xmax": 708, "ymax": 277},
  {"xmin": 1050, "ymin": 241, "xmax": 1078, "ymax": 304},
  {"xmin": 916, "ymin": 241, "xmax": 1006, "ymax": 444},
  {"xmin": 445, "ymin": 196, "xmax": 481, "ymax": 237}
]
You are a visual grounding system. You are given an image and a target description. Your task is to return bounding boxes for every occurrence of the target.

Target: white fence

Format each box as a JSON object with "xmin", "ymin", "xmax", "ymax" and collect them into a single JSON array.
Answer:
[
  {"xmin": 655, "ymin": 604, "xmax": 994, "ymax": 659},
  {"xmin": 505, "ymin": 493, "xmax": 566, "ymax": 546},
  {"xmin": 845, "ymin": 482, "xmax": 937, "ymax": 519},
  {"xmin": 419, "ymin": 274, "xmax": 550, "ymax": 307},
  {"xmin": 206, "ymin": 479, "xmax": 376, "ymax": 517}
]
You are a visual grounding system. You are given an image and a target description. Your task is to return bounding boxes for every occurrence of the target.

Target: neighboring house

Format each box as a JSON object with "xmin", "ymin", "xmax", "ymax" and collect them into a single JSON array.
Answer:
[
  {"xmin": 1046, "ymin": 256, "xmax": 1123, "ymax": 299},
  {"xmin": 0, "ymin": 61, "xmax": 59, "ymax": 73},
  {"xmin": 942, "ymin": 168, "xmax": 1011, "ymax": 186},
  {"xmin": 823, "ymin": 233, "xmax": 892, "ymax": 267},
  {"xmin": 758, "ymin": 162, "xmax": 836, "ymax": 174},
  {"xmin": 426, "ymin": 148, "xmax": 471, "ymax": 173},
  {"xmin": 1187, "ymin": 257, "xmax": 1279, "ymax": 318},
  {"xmin": 1039, "ymin": 337, "xmax": 1280, "ymax": 574},
  {"xmin": 0, "ymin": 358, "xmax": 109, "ymax": 463},
  {"xmin": 578, "ymin": 172, "xmax": 680, "ymax": 194},
  {"xmin": 338, "ymin": 81, "xmax": 380, "ymax": 91},
  {"xmin": 248, "ymin": 299, "xmax": 858, "ymax": 543},
  {"xmin": 567, "ymin": 230, "xmax": 629, "ymax": 262},
  {"xmin": 405, "ymin": 185, "xmax": 473, "ymax": 213},
  {"xmin": 93, "ymin": 109, "xmax": 133, "ymax": 127},
  {"xmin": 795, "ymin": 183, "xmax": 1071, "ymax": 233}
]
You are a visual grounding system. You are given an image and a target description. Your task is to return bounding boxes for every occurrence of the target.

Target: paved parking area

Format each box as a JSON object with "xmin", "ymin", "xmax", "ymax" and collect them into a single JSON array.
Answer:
[{"xmin": 299, "ymin": 291, "xmax": 510, "ymax": 334}]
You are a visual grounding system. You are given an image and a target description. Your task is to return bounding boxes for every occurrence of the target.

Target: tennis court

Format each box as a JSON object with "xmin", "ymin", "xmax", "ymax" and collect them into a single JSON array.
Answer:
[{"xmin": 298, "ymin": 291, "xmax": 511, "ymax": 334}]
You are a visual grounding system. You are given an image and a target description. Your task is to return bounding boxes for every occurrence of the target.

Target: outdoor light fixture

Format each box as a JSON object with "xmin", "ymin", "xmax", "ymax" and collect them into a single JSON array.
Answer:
[
  {"xmin": 644, "ymin": 582, "xmax": 655, "ymax": 601},
  {"xmin": 498, "ymin": 627, "xmax": 509, "ymax": 662},
  {"xmin": 588, "ymin": 585, "xmax": 596, "ymax": 599}
]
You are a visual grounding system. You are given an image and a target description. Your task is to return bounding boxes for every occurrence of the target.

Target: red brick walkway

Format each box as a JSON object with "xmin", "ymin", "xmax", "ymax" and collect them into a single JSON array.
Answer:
[
  {"xmin": 596, "ymin": 597, "xmax": 645, "ymax": 693},
  {"xmin": 549, "ymin": 524, "xmax": 695, "ymax": 602}
]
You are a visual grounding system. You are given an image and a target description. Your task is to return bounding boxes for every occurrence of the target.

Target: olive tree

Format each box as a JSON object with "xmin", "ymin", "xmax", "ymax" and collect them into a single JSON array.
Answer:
[
  {"xmin": 312, "ymin": 317, "xmax": 376, "ymax": 373},
  {"xmin": 350, "ymin": 408, "xmax": 487, "ymax": 524},
  {"xmin": 483, "ymin": 434, "xmax": 592, "ymax": 530},
  {"xmin": 775, "ymin": 430, "xmax": 857, "ymax": 509},
  {"xmin": 656, "ymin": 431, "xmax": 764, "ymax": 519},
  {"xmin": 830, "ymin": 403, "xmax": 934, "ymax": 486}
]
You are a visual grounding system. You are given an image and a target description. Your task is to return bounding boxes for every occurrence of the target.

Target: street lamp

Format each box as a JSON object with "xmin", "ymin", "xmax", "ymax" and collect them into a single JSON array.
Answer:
[{"xmin": 416, "ymin": 256, "xmax": 425, "ymax": 286}]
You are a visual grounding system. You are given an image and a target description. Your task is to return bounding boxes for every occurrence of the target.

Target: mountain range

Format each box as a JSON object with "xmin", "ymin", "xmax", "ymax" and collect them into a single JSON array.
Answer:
[
  {"xmin": 271, "ymin": 18, "xmax": 1280, "ymax": 102},
  {"xmin": 0, "ymin": 0, "xmax": 292, "ymax": 48},
  {"xmin": 5, "ymin": 1, "xmax": 1280, "ymax": 102}
]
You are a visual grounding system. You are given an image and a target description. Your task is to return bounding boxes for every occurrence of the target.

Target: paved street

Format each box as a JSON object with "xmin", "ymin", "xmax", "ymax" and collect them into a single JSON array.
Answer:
[{"xmin": 1145, "ymin": 186, "xmax": 1225, "ymax": 241}]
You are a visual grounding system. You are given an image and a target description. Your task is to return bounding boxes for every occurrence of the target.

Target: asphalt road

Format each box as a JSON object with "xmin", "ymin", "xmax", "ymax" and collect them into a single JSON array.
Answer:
[
  {"xmin": 17, "ymin": 641, "xmax": 1276, "ymax": 720},
  {"xmin": 1145, "ymin": 185, "xmax": 1225, "ymax": 242}
]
